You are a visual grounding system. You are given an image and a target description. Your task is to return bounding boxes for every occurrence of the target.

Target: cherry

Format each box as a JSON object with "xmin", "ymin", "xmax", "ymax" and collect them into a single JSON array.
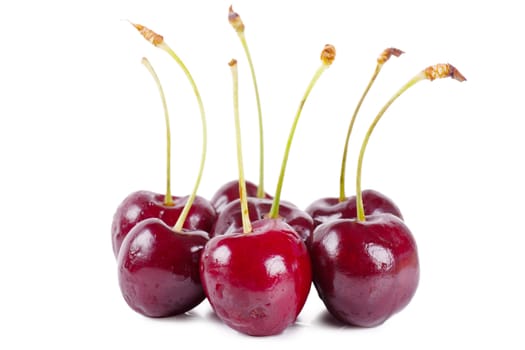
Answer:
[
  {"xmin": 111, "ymin": 26, "xmax": 217, "ymax": 258},
  {"xmin": 306, "ymin": 189, "xmax": 402, "ymax": 227},
  {"xmin": 210, "ymin": 6, "xmax": 268, "ymax": 213},
  {"xmin": 312, "ymin": 215, "xmax": 418, "ymax": 326},
  {"xmin": 210, "ymin": 179, "xmax": 271, "ymax": 215},
  {"xmin": 311, "ymin": 63, "xmax": 466, "ymax": 326},
  {"xmin": 117, "ymin": 25, "xmax": 214, "ymax": 317},
  {"xmin": 118, "ymin": 218, "xmax": 208, "ymax": 317},
  {"xmin": 201, "ymin": 51, "xmax": 334, "ymax": 335},
  {"xmin": 201, "ymin": 219, "xmax": 311, "ymax": 335},
  {"xmin": 306, "ymin": 48, "xmax": 404, "ymax": 228},
  {"xmin": 112, "ymin": 191, "xmax": 215, "ymax": 257},
  {"xmin": 211, "ymin": 196, "xmax": 313, "ymax": 243}
]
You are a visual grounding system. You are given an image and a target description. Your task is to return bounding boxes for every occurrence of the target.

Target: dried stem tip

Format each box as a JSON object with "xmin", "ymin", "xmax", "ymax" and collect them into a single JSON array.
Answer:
[
  {"xmin": 228, "ymin": 58, "xmax": 238, "ymax": 67},
  {"xmin": 424, "ymin": 63, "xmax": 467, "ymax": 82},
  {"xmin": 377, "ymin": 48, "xmax": 404, "ymax": 65},
  {"xmin": 130, "ymin": 22, "xmax": 164, "ymax": 47},
  {"xmin": 228, "ymin": 5, "xmax": 245, "ymax": 32},
  {"xmin": 321, "ymin": 44, "xmax": 336, "ymax": 66}
]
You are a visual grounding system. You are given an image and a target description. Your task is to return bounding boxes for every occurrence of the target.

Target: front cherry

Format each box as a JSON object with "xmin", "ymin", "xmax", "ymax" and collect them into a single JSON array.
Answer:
[
  {"xmin": 306, "ymin": 48, "xmax": 404, "ymax": 228},
  {"xmin": 201, "ymin": 54, "xmax": 333, "ymax": 335},
  {"xmin": 201, "ymin": 219, "xmax": 311, "ymax": 335},
  {"xmin": 310, "ymin": 63, "xmax": 466, "ymax": 326},
  {"xmin": 311, "ymin": 215, "xmax": 418, "ymax": 326},
  {"xmin": 118, "ymin": 218, "xmax": 208, "ymax": 317},
  {"xmin": 117, "ymin": 26, "xmax": 217, "ymax": 317}
]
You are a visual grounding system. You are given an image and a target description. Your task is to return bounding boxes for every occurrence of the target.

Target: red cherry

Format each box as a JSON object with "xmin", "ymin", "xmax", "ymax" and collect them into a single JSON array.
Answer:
[
  {"xmin": 211, "ymin": 197, "xmax": 313, "ymax": 244},
  {"xmin": 210, "ymin": 179, "xmax": 271, "ymax": 214},
  {"xmin": 306, "ymin": 189, "xmax": 402, "ymax": 228},
  {"xmin": 309, "ymin": 62, "xmax": 465, "ymax": 326},
  {"xmin": 200, "ymin": 218, "xmax": 311, "ymax": 336},
  {"xmin": 118, "ymin": 218, "xmax": 209, "ymax": 317},
  {"xmin": 310, "ymin": 214, "xmax": 419, "ymax": 326},
  {"xmin": 111, "ymin": 191, "xmax": 216, "ymax": 258},
  {"xmin": 199, "ymin": 45, "xmax": 333, "ymax": 336}
]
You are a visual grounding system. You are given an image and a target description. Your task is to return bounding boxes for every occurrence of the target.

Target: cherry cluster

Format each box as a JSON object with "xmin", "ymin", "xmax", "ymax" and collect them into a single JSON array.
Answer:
[{"xmin": 112, "ymin": 7, "xmax": 466, "ymax": 337}]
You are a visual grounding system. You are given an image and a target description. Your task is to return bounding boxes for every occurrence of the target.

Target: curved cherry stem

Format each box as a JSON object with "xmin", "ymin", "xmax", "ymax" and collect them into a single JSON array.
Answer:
[
  {"xmin": 339, "ymin": 65, "xmax": 380, "ymax": 201},
  {"xmin": 141, "ymin": 57, "xmax": 174, "ymax": 206},
  {"xmin": 355, "ymin": 63, "xmax": 466, "ymax": 222},
  {"xmin": 229, "ymin": 59, "xmax": 252, "ymax": 233},
  {"xmin": 269, "ymin": 45, "xmax": 336, "ymax": 219},
  {"xmin": 339, "ymin": 48, "xmax": 404, "ymax": 201},
  {"xmin": 229, "ymin": 6, "xmax": 265, "ymax": 197},
  {"xmin": 159, "ymin": 43, "xmax": 208, "ymax": 231},
  {"xmin": 128, "ymin": 22, "xmax": 209, "ymax": 231}
]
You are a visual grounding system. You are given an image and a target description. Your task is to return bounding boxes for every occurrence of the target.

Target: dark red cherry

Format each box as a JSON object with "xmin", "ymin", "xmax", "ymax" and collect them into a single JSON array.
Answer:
[
  {"xmin": 200, "ymin": 218, "xmax": 311, "ymax": 336},
  {"xmin": 111, "ymin": 190, "xmax": 216, "ymax": 258},
  {"xmin": 118, "ymin": 218, "xmax": 209, "ymax": 317},
  {"xmin": 310, "ymin": 213, "xmax": 419, "ymax": 327},
  {"xmin": 210, "ymin": 179, "xmax": 271, "ymax": 214},
  {"xmin": 306, "ymin": 189, "xmax": 402, "ymax": 228},
  {"xmin": 211, "ymin": 197, "xmax": 313, "ymax": 244}
]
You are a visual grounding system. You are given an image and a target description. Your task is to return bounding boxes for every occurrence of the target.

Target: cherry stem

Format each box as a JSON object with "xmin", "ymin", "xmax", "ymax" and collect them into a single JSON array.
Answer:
[
  {"xmin": 355, "ymin": 63, "xmax": 467, "ymax": 222},
  {"xmin": 339, "ymin": 48, "xmax": 404, "ymax": 201},
  {"xmin": 269, "ymin": 45, "xmax": 336, "ymax": 219},
  {"xmin": 141, "ymin": 57, "xmax": 174, "ymax": 207},
  {"xmin": 129, "ymin": 23, "xmax": 209, "ymax": 231},
  {"xmin": 158, "ymin": 51, "xmax": 207, "ymax": 231},
  {"xmin": 230, "ymin": 59, "xmax": 252, "ymax": 233},
  {"xmin": 339, "ymin": 65, "xmax": 380, "ymax": 201},
  {"xmin": 229, "ymin": 6, "xmax": 265, "ymax": 197}
]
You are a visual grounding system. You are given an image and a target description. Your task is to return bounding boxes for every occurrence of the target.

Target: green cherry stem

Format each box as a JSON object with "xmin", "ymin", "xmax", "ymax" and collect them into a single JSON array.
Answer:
[
  {"xmin": 229, "ymin": 59, "xmax": 252, "ymax": 233},
  {"xmin": 268, "ymin": 44, "xmax": 336, "ymax": 219},
  {"xmin": 339, "ymin": 48, "xmax": 404, "ymax": 201},
  {"xmin": 130, "ymin": 22, "xmax": 208, "ymax": 231},
  {"xmin": 355, "ymin": 63, "xmax": 467, "ymax": 222},
  {"xmin": 229, "ymin": 6, "xmax": 265, "ymax": 197},
  {"xmin": 141, "ymin": 57, "xmax": 174, "ymax": 207}
]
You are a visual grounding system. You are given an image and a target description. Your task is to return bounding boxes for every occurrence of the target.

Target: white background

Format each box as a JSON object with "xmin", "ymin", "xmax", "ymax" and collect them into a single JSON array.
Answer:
[{"xmin": 1, "ymin": 0, "xmax": 523, "ymax": 348}]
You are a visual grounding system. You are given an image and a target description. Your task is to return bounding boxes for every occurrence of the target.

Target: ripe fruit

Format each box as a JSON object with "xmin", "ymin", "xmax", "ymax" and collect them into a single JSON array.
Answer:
[
  {"xmin": 117, "ymin": 26, "xmax": 214, "ymax": 317},
  {"xmin": 306, "ymin": 189, "xmax": 402, "ymax": 227},
  {"xmin": 306, "ymin": 48, "xmax": 404, "ymax": 228},
  {"xmin": 201, "ymin": 218, "xmax": 311, "ymax": 335},
  {"xmin": 112, "ymin": 192, "xmax": 215, "ymax": 258},
  {"xmin": 211, "ymin": 197, "xmax": 313, "ymax": 243},
  {"xmin": 201, "ymin": 50, "xmax": 334, "ymax": 335},
  {"xmin": 118, "ymin": 218, "xmax": 209, "ymax": 317},
  {"xmin": 312, "ymin": 214, "xmax": 418, "ymax": 326},
  {"xmin": 310, "ymin": 63, "xmax": 466, "ymax": 326},
  {"xmin": 210, "ymin": 179, "xmax": 271, "ymax": 215}
]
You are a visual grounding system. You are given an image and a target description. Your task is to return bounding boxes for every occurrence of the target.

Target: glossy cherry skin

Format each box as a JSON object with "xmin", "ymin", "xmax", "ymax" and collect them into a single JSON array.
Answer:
[
  {"xmin": 210, "ymin": 179, "xmax": 271, "ymax": 214},
  {"xmin": 200, "ymin": 219, "xmax": 312, "ymax": 336},
  {"xmin": 112, "ymin": 190, "xmax": 216, "ymax": 258},
  {"xmin": 310, "ymin": 214, "xmax": 419, "ymax": 327},
  {"xmin": 118, "ymin": 218, "xmax": 209, "ymax": 317},
  {"xmin": 211, "ymin": 197, "xmax": 314, "ymax": 244},
  {"xmin": 306, "ymin": 189, "xmax": 403, "ymax": 228}
]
